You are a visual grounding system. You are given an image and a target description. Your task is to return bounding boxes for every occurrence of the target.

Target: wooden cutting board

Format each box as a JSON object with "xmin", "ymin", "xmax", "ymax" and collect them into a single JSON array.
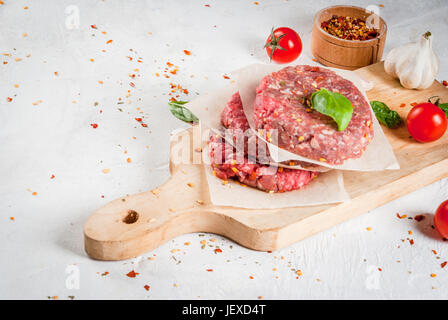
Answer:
[{"xmin": 84, "ymin": 62, "xmax": 448, "ymax": 261}]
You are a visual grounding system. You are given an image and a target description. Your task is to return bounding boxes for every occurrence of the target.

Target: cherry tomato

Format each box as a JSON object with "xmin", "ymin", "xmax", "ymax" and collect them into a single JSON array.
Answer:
[
  {"xmin": 435, "ymin": 200, "xmax": 448, "ymax": 239},
  {"xmin": 265, "ymin": 27, "xmax": 302, "ymax": 63},
  {"xmin": 406, "ymin": 103, "xmax": 447, "ymax": 142}
]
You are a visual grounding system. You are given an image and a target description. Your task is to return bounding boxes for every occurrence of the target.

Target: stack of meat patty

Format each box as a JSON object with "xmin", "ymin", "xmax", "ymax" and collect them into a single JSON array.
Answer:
[{"xmin": 209, "ymin": 65, "xmax": 374, "ymax": 193}]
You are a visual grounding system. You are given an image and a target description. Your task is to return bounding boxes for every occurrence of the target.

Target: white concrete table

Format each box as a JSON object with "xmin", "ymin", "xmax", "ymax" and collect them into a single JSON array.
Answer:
[{"xmin": 1, "ymin": 0, "xmax": 447, "ymax": 299}]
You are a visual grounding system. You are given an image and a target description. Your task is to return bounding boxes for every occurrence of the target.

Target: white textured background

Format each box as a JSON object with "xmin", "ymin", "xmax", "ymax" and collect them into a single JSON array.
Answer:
[{"xmin": 1, "ymin": 0, "xmax": 447, "ymax": 300}]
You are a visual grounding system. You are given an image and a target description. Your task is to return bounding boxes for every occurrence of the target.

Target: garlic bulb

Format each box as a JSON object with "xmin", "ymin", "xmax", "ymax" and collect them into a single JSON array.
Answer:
[{"xmin": 384, "ymin": 31, "xmax": 439, "ymax": 90}]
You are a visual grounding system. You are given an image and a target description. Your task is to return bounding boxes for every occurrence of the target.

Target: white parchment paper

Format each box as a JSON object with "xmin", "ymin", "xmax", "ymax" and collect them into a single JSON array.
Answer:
[{"xmin": 202, "ymin": 142, "xmax": 350, "ymax": 209}]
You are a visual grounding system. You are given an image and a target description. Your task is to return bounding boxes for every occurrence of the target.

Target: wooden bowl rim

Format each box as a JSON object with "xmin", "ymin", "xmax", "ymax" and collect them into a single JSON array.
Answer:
[{"xmin": 313, "ymin": 5, "xmax": 387, "ymax": 45}]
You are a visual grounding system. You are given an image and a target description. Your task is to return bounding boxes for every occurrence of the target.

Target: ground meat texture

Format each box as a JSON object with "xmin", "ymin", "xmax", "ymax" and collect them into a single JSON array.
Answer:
[
  {"xmin": 208, "ymin": 134, "xmax": 317, "ymax": 193},
  {"xmin": 254, "ymin": 65, "xmax": 374, "ymax": 165},
  {"xmin": 220, "ymin": 91, "xmax": 322, "ymax": 169}
]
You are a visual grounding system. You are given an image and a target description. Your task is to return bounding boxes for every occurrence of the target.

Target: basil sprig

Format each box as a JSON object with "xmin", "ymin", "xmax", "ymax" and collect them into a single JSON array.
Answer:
[
  {"xmin": 370, "ymin": 101, "xmax": 403, "ymax": 129},
  {"xmin": 438, "ymin": 103, "xmax": 448, "ymax": 118},
  {"xmin": 310, "ymin": 88, "xmax": 353, "ymax": 131},
  {"xmin": 168, "ymin": 100, "xmax": 198, "ymax": 123}
]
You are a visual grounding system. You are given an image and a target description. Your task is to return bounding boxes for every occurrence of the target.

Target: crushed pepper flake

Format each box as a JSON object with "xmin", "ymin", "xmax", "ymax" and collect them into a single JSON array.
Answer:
[
  {"xmin": 144, "ymin": 285, "xmax": 150, "ymax": 291},
  {"xmin": 206, "ymin": 269, "xmax": 213, "ymax": 272},
  {"xmin": 187, "ymin": 182, "xmax": 194, "ymax": 188},
  {"xmin": 396, "ymin": 213, "xmax": 407, "ymax": 219},
  {"xmin": 431, "ymin": 273, "xmax": 437, "ymax": 278},
  {"xmin": 126, "ymin": 157, "xmax": 132, "ymax": 163},
  {"xmin": 414, "ymin": 214, "xmax": 425, "ymax": 222},
  {"xmin": 106, "ymin": 39, "xmax": 113, "ymax": 44},
  {"xmin": 32, "ymin": 192, "xmax": 38, "ymax": 196},
  {"xmin": 214, "ymin": 248, "xmax": 222, "ymax": 254},
  {"xmin": 183, "ymin": 50, "xmax": 191, "ymax": 55},
  {"xmin": 126, "ymin": 270, "xmax": 139, "ymax": 278},
  {"xmin": 441, "ymin": 261, "xmax": 447, "ymax": 268},
  {"xmin": 10, "ymin": 217, "xmax": 14, "ymax": 221},
  {"xmin": 442, "ymin": 80, "xmax": 448, "ymax": 87},
  {"xmin": 90, "ymin": 123, "xmax": 98, "ymax": 129}
]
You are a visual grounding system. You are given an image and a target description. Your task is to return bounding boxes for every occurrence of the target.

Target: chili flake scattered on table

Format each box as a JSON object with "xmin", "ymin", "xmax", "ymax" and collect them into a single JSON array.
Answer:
[
  {"xmin": 414, "ymin": 214, "xmax": 425, "ymax": 222},
  {"xmin": 183, "ymin": 50, "xmax": 191, "ymax": 55},
  {"xmin": 441, "ymin": 261, "xmax": 447, "ymax": 268},
  {"xmin": 320, "ymin": 15, "xmax": 379, "ymax": 41},
  {"xmin": 144, "ymin": 285, "xmax": 150, "ymax": 291},
  {"xmin": 126, "ymin": 270, "xmax": 139, "ymax": 278},
  {"xmin": 442, "ymin": 80, "xmax": 448, "ymax": 87},
  {"xmin": 90, "ymin": 123, "xmax": 98, "ymax": 129},
  {"xmin": 10, "ymin": 217, "xmax": 14, "ymax": 221},
  {"xmin": 396, "ymin": 213, "xmax": 407, "ymax": 219}
]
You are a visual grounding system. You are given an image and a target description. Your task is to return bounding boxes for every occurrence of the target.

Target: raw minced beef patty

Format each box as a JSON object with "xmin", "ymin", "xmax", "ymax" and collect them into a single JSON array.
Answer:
[
  {"xmin": 254, "ymin": 65, "xmax": 374, "ymax": 165},
  {"xmin": 208, "ymin": 92, "xmax": 318, "ymax": 193},
  {"xmin": 208, "ymin": 134, "xmax": 318, "ymax": 193},
  {"xmin": 220, "ymin": 92, "xmax": 322, "ymax": 169}
]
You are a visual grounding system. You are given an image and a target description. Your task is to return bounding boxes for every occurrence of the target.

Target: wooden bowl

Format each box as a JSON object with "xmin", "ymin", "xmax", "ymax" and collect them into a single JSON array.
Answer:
[{"xmin": 311, "ymin": 5, "xmax": 387, "ymax": 70}]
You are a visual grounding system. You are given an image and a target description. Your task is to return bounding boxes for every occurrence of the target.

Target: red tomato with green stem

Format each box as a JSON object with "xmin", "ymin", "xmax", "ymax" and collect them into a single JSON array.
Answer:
[
  {"xmin": 435, "ymin": 200, "xmax": 448, "ymax": 239},
  {"xmin": 406, "ymin": 102, "xmax": 447, "ymax": 142},
  {"xmin": 265, "ymin": 27, "xmax": 302, "ymax": 63}
]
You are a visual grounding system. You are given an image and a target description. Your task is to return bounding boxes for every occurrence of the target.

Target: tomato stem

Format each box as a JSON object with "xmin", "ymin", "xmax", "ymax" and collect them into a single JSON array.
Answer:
[{"xmin": 264, "ymin": 27, "xmax": 287, "ymax": 61}]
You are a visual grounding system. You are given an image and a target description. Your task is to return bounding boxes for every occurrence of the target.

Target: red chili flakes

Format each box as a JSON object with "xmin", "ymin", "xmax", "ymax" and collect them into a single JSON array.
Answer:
[
  {"xmin": 214, "ymin": 248, "xmax": 222, "ymax": 254},
  {"xmin": 144, "ymin": 285, "xmax": 150, "ymax": 291},
  {"xmin": 223, "ymin": 75, "xmax": 230, "ymax": 79},
  {"xmin": 204, "ymin": 4, "xmax": 210, "ymax": 7},
  {"xmin": 166, "ymin": 62, "xmax": 174, "ymax": 67},
  {"xmin": 414, "ymin": 215, "xmax": 425, "ymax": 222},
  {"xmin": 126, "ymin": 270, "xmax": 139, "ymax": 278},
  {"xmin": 432, "ymin": 250, "xmax": 437, "ymax": 255},
  {"xmin": 129, "ymin": 82, "xmax": 135, "ymax": 87},
  {"xmin": 249, "ymin": 276, "xmax": 254, "ymax": 279},
  {"xmin": 183, "ymin": 50, "xmax": 191, "ymax": 55},
  {"xmin": 378, "ymin": 268, "xmax": 382, "ymax": 271},
  {"xmin": 396, "ymin": 213, "xmax": 407, "ymax": 219},
  {"xmin": 50, "ymin": 174, "xmax": 55, "ymax": 179},
  {"xmin": 321, "ymin": 15, "xmax": 378, "ymax": 41},
  {"xmin": 6, "ymin": 97, "xmax": 12, "ymax": 102},
  {"xmin": 441, "ymin": 261, "xmax": 447, "ymax": 268},
  {"xmin": 254, "ymin": 1, "xmax": 259, "ymax": 5},
  {"xmin": 106, "ymin": 40, "xmax": 113, "ymax": 44},
  {"xmin": 54, "ymin": 71, "xmax": 59, "ymax": 76},
  {"xmin": 101, "ymin": 271, "xmax": 109, "ymax": 276},
  {"xmin": 399, "ymin": 103, "xmax": 406, "ymax": 108},
  {"xmin": 410, "ymin": 102, "xmax": 418, "ymax": 107},
  {"xmin": 91, "ymin": 24, "xmax": 97, "ymax": 29},
  {"xmin": 135, "ymin": 118, "xmax": 142, "ymax": 122},
  {"xmin": 141, "ymin": 123, "xmax": 148, "ymax": 128},
  {"xmin": 442, "ymin": 80, "xmax": 448, "ymax": 87},
  {"xmin": 10, "ymin": 217, "xmax": 14, "ymax": 221},
  {"xmin": 206, "ymin": 269, "xmax": 213, "ymax": 272},
  {"xmin": 409, "ymin": 239, "xmax": 414, "ymax": 245},
  {"xmin": 90, "ymin": 123, "xmax": 98, "ymax": 129}
]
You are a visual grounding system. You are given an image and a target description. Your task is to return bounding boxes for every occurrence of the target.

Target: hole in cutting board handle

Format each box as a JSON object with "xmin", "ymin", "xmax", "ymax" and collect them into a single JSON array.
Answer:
[{"xmin": 123, "ymin": 210, "xmax": 139, "ymax": 224}]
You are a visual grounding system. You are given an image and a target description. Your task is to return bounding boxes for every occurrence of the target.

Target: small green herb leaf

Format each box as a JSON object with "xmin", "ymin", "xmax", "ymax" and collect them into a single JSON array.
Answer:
[
  {"xmin": 310, "ymin": 88, "xmax": 353, "ymax": 131},
  {"xmin": 438, "ymin": 103, "xmax": 448, "ymax": 118},
  {"xmin": 168, "ymin": 100, "xmax": 198, "ymax": 123},
  {"xmin": 370, "ymin": 100, "xmax": 403, "ymax": 129}
]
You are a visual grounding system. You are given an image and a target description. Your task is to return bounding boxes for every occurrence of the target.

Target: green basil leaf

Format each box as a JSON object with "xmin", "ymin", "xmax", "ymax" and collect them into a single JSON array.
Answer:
[
  {"xmin": 438, "ymin": 103, "xmax": 448, "ymax": 118},
  {"xmin": 168, "ymin": 100, "xmax": 199, "ymax": 123},
  {"xmin": 310, "ymin": 88, "xmax": 353, "ymax": 131},
  {"xmin": 370, "ymin": 100, "xmax": 403, "ymax": 129}
]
